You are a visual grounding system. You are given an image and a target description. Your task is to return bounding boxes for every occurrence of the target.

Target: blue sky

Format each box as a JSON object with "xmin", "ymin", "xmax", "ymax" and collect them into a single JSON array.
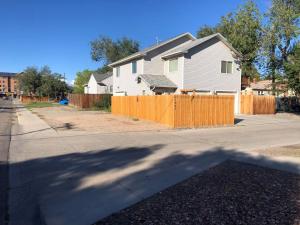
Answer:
[{"xmin": 0, "ymin": 0, "xmax": 269, "ymax": 84}]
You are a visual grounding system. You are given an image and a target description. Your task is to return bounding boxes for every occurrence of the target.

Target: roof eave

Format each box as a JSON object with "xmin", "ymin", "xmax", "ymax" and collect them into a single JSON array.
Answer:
[
  {"xmin": 109, "ymin": 32, "xmax": 196, "ymax": 67},
  {"xmin": 108, "ymin": 53, "xmax": 145, "ymax": 67},
  {"xmin": 161, "ymin": 51, "xmax": 187, "ymax": 60}
]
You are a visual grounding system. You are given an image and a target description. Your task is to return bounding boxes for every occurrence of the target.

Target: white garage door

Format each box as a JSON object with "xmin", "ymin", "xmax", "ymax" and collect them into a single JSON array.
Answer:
[{"xmin": 216, "ymin": 91, "xmax": 239, "ymax": 114}]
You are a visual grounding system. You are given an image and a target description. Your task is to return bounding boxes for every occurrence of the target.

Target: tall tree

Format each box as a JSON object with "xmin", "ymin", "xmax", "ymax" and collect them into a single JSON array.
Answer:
[
  {"xmin": 73, "ymin": 69, "xmax": 93, "ymax": 94},
  {"xmin": 90, "ymin": 36, "xmax": 139, "ymax": 66},
  {"xmin": 17, "ymin": 67, "xmax": 42, "ymax": 95},
  {"xmin": 38, "ymin": 73, "xmax": 69, "ymax": 98},
  {"xmin": 17, "ymin": 66, "xmax": 69, "ymax": 97},
  {"xmin": 196, "ymin": 0, "xmax": 262, "ymax": 79},
  {"xmin": 284, "ymin": 43, "xmax": 300, "ymax": 96},
  {"xmin": 197, "ymin": 25, "xmax": 216, "ymax": 38},
  {"xmin": 261, "ymin": 0, "xmax": 299, "ymax": 94}
]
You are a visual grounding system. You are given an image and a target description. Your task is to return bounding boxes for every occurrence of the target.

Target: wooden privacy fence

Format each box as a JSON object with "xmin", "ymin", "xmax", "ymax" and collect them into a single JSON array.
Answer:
[
  {"xmin": 240, "ymin": 95, "xmax": 276, "ymax": 115},
  {"xmin": 68, "ymin": 94, "xmax": 112, "ymax": 108},
  {"xmin": 20, "ymin": 96, "xmax": 49, "ymax": 104},
  {"xmin": 112, "ymin": 95, "xmax": 234, "ymax": 128}
]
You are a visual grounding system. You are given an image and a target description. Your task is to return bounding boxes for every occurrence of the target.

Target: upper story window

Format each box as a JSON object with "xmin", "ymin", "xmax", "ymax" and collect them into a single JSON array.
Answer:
[
  {"xmin": 116, "ymin": 67, "xmax": 120, "ymax": 77},
  {"xmin": 169, "ymin": 58, "xmax": 178, "ymax": 72},
  {"xmin": 221, "ymin": 61, "xmax": 233, "ymax": 74},
  {"xmin": 132, "ymin": 61, "xmax": 137, "ymax": 74}
]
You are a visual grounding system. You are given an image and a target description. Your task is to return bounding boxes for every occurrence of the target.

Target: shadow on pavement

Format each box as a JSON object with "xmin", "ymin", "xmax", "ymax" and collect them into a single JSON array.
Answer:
[
  {"xmin": 234, "ymin": 118, "xmax": 244, "ymax": 125},
  {"xmin": 7, "ymin": 144, "xmax": 300, "ymax": 225}
]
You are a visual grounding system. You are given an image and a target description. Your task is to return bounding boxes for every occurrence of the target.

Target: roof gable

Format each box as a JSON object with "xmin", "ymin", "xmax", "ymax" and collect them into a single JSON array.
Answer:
[
  {"xmin": 161, "ymin": 33, "xmax": 242, "ymax": 59},
  {"xmin": 109, "ymin": 32, "xmax": 196, "ymax": 67},
  {"xmin": 91, "ymin": 72, "xmax": 112, "ymax": 84}
]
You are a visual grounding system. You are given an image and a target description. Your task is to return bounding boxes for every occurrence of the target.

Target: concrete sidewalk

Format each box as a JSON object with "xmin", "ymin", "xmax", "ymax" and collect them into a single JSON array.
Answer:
[{"xmin": 8, "ymin": 105, "xmax": 300, "ymax": 225}]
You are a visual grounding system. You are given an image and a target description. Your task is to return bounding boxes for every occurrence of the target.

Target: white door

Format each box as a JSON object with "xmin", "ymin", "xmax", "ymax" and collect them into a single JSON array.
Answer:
[{"xmin": 216, "ymin": 91, "xmax": 239, "ymax": 114}]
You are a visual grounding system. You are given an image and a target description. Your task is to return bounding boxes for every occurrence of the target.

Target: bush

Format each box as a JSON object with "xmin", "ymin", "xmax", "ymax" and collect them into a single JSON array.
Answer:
[
  {"xmin": 276, "ymin": 97, "xmax": 300, "ymax": 112},
  {"xmin": 93, "ymin": 95, "xmax": 111, "ymax": 112}
]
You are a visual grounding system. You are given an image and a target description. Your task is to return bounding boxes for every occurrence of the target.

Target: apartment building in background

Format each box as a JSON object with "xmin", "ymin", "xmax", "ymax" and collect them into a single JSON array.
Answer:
[{"xmin": 0, "ymin": 72, "xmax": 18, "ymax": 96}]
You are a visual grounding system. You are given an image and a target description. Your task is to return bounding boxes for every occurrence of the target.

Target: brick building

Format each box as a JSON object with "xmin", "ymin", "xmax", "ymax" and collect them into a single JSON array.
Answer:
[{"xmin": 0, "ymin": 72, "xmax": 18, "ymax": 96}]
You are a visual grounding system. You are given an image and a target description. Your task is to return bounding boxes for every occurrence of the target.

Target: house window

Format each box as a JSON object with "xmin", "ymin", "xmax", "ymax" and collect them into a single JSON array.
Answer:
[
  {"xmin": 132, "ymin": 61, "xmax": 137, "ymax": 74},
  {"xmin": 169, "ymin": 58, "xmax": 178, "ymax": 72},
  {"xmin": 221, "ymin": 61, "xmax": 233, "ymax": 74},
  {"xmin": 110, "ymin": 85, "xmax": 113, "ymax": 92},
  {"xmin": 116, "ymin": 67, "xmax": 120, "ymax": 77},
  {"xmin": 258, "ymin": 90, "xmax": 264, "ymax": 95}
]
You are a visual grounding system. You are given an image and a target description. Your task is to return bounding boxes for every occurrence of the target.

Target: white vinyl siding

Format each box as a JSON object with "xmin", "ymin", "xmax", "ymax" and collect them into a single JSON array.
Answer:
[
  {"xmin": 113, "ymin": 59, "xmax": 149, "ymax": 95},
  {"xmin": 183, "ymin": 38, "xmax": 241, "ymax": 92},
  {"xmin": 169, "ymin": 58, "xmax": 178, "ymax": 72},
  {"xmin": 143, "ymin": 35, "xmax": 193, "ymax": 75},
  {"xmin": 84, "ymin": 74, "xmax": 113, "ymax": 94}
]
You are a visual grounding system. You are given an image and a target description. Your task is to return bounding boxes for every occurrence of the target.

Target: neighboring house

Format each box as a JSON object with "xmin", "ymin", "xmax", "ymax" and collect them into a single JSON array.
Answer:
[
  {"xmin": 84, "ymin": 73, "xmax": 113, "ymax": 94},
  {"xmin": 244, "ymin": 79, "xmax": 291, "ymax": 97},
  {"xmin": 0, "ymin": 72, "xmax": 18, "ymax": 96},
  {"xmin": 109, "ymin": 32, "xmax": 242, "ymax": 114}
]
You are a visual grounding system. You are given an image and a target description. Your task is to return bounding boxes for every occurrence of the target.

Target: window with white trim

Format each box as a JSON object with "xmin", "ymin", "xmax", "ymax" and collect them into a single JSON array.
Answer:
[{"xmin": 221, "ymin": 61, "xmax": 233, "ymax": 74}]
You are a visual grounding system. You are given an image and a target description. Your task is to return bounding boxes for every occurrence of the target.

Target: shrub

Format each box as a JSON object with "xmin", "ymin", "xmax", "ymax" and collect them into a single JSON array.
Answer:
[{"xmin": 92, "ymin": 95, "xmax": 111, "ymax": 112}]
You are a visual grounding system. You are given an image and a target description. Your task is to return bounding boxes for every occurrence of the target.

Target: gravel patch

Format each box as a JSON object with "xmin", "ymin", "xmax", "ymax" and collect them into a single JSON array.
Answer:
[{"xmin": 95, "ymin": 160, "xmax": 300, "ymax": 225}]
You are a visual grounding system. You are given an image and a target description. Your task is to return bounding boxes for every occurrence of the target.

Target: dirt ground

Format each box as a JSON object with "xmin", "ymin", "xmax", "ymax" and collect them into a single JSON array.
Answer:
[
  {"xmin": 31, "ymin": 106, "xmax": 169, "ymax": 134},
  {"xmin": 253, "ymin": 144, "xmax": 300, "ymax": 158}
]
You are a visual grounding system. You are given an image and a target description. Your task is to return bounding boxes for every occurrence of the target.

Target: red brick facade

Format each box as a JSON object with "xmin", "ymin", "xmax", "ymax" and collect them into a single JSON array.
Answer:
[{"xmin": 0, "ymin": 73, "xmax": 18, "ymax": 95}]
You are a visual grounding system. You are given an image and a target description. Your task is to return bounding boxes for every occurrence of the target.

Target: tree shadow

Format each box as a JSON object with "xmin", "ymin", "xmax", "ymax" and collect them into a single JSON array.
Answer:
[{"xmin": 8, "ymin": 145, "xmax": 300, "ymax": 225}]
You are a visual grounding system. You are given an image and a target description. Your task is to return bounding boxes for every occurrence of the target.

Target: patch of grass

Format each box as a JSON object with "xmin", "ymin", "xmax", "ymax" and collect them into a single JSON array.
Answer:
[{"xmin": 25, "ymin": 102, "xmax": 59, "ymax": 109}]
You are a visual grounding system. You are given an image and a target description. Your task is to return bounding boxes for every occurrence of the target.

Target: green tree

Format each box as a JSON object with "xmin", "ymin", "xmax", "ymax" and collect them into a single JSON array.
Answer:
[
  {"xmin": 38, "ymin": 73, "xmax": 69, "ymax": 98},
  {"xmin": 197, "ymin": 25, "xmax": 216, "ymax": 38},
  {"xmin": 196, "ymin": 0, "xmax": 262, "ymax": 79},
  {"xmin": 261, "ymin": 0, "xmax": 299, "ymax": 94},
  {"xmin": 17, "ymin": 67, "xmax": 42, "ymax": 95},
  {"xmin": 96, "ymin": 65, "xmax": 111, "ymax": 74},
  {"xmin": 284, "ymin": 43, "xmax": 300, "ymax": 96},
  {"xmin": 73, "ymin": 69, "xmax": 93, "ymax": 93},
  {"xmin": 17, "ymin": 66, "xmax": 69, "ymax": 98},
  {"xmin": 90, "ymin": 36, "xmax": 139, "ymax": 66}
]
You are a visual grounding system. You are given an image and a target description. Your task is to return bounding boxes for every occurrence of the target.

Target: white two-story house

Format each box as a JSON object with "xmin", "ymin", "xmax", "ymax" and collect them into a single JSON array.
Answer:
[{"xmin": 109, "ymin": 32, "xmax": 242, "ymax": 114}]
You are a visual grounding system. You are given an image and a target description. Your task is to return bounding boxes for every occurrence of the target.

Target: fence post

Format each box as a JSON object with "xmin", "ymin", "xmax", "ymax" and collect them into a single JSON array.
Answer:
[
  {"xmin": 191, "ymin": 95, "xmax": 195, "ymax": 127},
  {"xmin": 173, "ymin": 95, "xmax": 176, "ymax": 128}
]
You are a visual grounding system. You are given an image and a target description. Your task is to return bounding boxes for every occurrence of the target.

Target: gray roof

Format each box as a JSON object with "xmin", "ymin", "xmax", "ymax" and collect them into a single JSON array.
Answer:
[
  {"xmin": 92, "ymin": 72, "xmax": 112, "ymax": 83},
  {"xmin": 139, "ymin": 74, "xmax": 177, "ymax": 89},
  {"xmin": 0, "ymin": 72, "xmax": 17, "ymax": 77},
  {"xmin": 109, "ymin": 32, "xmax": 196, "ymax": 67},
  {"xmin": 161, "ymin": 33, "xmax": 242, "ymax": 59}
]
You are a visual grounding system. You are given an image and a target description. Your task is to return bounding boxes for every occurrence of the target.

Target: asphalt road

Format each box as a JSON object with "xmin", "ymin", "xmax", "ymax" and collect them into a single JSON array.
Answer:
[{"xmin": 0, "ymin": 99, "xmax": 13, "ymax": 225}]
